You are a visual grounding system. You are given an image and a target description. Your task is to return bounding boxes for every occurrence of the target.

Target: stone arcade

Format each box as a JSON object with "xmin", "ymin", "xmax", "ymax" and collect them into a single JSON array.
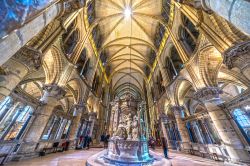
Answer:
[{"xmin": 0, "ymin": 0, "xmax": 250, "ymax": 166}]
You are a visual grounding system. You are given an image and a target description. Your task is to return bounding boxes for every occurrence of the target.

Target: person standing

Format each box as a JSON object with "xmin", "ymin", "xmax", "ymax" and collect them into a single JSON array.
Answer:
[
  {"xmin": 87, "ymin": 135, "xmax": 92, "ymax": 150},
  {"xmin": 83, "ymin": 135, "xmax": 88, "ymax": 149},
  {"xmin": 161, "ymin": 136, "xmax": 168, "ymax": 159},
  {"xmin": 100, "ymin": 133, "xmax": 106, "ymax": 148},
  {"xmin": 104, "ymin": 134, "xmax": 110, "ymax": 149}
]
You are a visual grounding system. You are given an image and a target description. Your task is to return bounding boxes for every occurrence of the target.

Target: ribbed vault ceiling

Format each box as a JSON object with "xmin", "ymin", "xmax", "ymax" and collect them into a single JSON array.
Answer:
[{"xmin": 91, "ymin": 0, "xmax": 165, "ymax": 98}]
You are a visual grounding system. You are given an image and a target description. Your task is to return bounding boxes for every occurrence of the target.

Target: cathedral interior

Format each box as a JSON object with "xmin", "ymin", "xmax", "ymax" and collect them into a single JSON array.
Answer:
[{"xmin": 0, "ymin": 0, "xmax": 250, "ymax": 165}]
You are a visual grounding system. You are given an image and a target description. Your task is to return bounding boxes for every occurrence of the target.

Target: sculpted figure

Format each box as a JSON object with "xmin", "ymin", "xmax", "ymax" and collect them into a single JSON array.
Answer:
[
  {"xmin": 114, "ymin": 123, "xmax": 127, "ymax": 140},
  {"xmin": 132, "ymin": 116, "xmax": 139, "ymax": 140}
]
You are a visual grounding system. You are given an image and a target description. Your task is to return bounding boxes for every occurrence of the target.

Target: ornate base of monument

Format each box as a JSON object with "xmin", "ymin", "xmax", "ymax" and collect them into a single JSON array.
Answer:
[
  {"xmin": 86, "ymin": 149, "xmax": 171, "ymax": 166},
  {"xmin": 86, "ymin": 138, "xmax": 171, "ymax": 166}
]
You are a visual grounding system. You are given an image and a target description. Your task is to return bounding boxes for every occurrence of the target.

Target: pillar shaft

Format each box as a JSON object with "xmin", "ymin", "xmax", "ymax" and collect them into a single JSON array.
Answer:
[
  {"xmin": 171, "ymin": 106, "xmax": 191, "ymax": 150},
  {"xmin": 18, "ymin": 84, "xmax": 66, "ymax": 154},
  {"xmin": 68, "ymin": 104, "xmax": 84, "ymax": 147},
  {"xmin": 88, "ymin": 112, "xmax": 97, "ymax": 137}
]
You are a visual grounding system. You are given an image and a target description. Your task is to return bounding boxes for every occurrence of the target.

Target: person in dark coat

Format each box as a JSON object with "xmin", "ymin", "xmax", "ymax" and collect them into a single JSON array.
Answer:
[
  {"xmin": 83, "ymin": 135, "xmax": 88, "ymax": 149},
  {"xmin": 87, "ymin": 135, "xmax": 92, "ymax": 149},
  {"xmin": 100, "ymin": 133, "xmax": 106, "ymax": 148},
  {"xmin": 161, "ymin": 136, "xmax": 169, "ymax": 158},
  {"xmin": 104, "ymin": 134, "xmax": 110, "ymax": 149}
]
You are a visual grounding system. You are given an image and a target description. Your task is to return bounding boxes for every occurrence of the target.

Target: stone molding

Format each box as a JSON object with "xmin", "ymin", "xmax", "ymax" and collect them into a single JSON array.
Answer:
[
  {"xmin": 159, "ymin": 113, "xmax": 168, "ymax": 122},
  {"xmin": 72, "ymin": 104, "xmax": 85, "ymax": 116},
  {"xmin": 194, "ymin": 87, "xmax": 222, "ymax": 101},
  {"xmin": 223, "ymin": 40, "xmax": 250, "ymax": 69},
  {"xmin": 170, "ymin": 105, "xmax": 184, "ymax": 116},
  {"xmin": 13, "ymin": 46, "xmax": 43, "ymax": 70},
  {"xmin": 40, "ymin": 84, "xmax": 66, "ymax": 103},
  {"xmin": 88, "ymin": 112, "xmax": 97, "ymax": 118}
]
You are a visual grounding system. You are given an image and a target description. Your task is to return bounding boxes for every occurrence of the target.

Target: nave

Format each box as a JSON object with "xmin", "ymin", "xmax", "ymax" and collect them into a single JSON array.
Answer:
[{"xmin": 0, "ymin": 0, "xmax": 250, "ymax": 165}]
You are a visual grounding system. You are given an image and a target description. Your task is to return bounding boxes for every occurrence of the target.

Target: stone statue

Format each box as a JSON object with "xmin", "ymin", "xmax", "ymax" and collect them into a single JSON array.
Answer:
[
  {"xmin": 125, "ymin": 113, "xmax": 132, "ymax": 139},
  {"xmin": 114, "ymin": 123, "xmax": 127, "ymax": 140},
  {"xmin": 132, "ymin": 115, "xmax": 139, "ymax": 140}
]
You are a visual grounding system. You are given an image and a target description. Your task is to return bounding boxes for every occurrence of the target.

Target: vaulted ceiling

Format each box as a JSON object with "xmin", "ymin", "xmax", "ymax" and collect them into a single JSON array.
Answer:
[{"xmin": 88, "ymin": 0, "xmax": 171, "ymax": 98}]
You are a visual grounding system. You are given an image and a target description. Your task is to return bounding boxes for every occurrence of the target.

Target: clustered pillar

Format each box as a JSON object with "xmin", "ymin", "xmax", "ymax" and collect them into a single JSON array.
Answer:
[
  {"xmin": 17, "ymin": 84, "xmax": 66, "ymax": 155},
  {"xmin": 170, "ymin": 106, "xmax": 191, "ymax": 151},
  {"xmin": 68, "ymin": 104, "xmax": 84, "ymax": 147}
]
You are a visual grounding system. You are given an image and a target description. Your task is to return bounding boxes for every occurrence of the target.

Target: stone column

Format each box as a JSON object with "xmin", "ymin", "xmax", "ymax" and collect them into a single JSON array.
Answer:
[
  {"xmin": 194, "ymin": 87, "xmax": 250, "ymax": 163},
  {"xmin": 223, "ymin": 40, "xmax": 250, "ymax": 79},
  {"xmin": 201, "ymin": 0, "xmax": 250, "ymax": 35},
  {"xmin": 17, "ymin": 84, "xmax": 66, "ymax": 155},
  {"xmin": 159, "ymin": 113, "xmax": 172, "ymax": 148},
  {"xmin": 88, "ymin": 112, "xmax": 97, "ymax": 137},
  {"xmin": 68, "ymin": 104, "xmax": 84, "ymax": 147},
  {"xmin": 170, "ymin": 106, "xmax": 191, "ymax": 150}
]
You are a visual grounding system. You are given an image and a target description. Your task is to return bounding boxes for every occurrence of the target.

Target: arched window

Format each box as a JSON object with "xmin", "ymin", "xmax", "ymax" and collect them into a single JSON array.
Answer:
[
  {"xmin": 165, "ymin": 57, "xmax": 177, "ymax": 80},
  {"xmin": 41, "ymin": 115, "xmax": 56, "ymax": 140},
  {"xmin": 169, "ymin": 46, "xmax": 183, "ymax": 75},
  {"xmin": 77, "ymin": 48, "xmax": 87, "ymax": 74},
  {"xmin": 62, "ymin": 27, "xmax": 79, "ymax": 59},
  {"xmin": 81, "ymin": 59, "xmax": 90, "ymax": 78},
  {"xmin": 233, "ymin": 108, "xmax": 250, "ymax": 143},
  {"xmin": 162, "ymin": 0, "xmax": 171, "ymax": 23},
  {"xmin": 0, "ymin": 96, "xmax": 13, "ymax": 121},
  {"xmin": 0, "ymin": 98, "xmax": 33, "ymax": 141},
  {"xmin": 179, "ymin": 14, "xmax": 199, "ymax": 55},
  {"xmin": 87, "ymin": 0, "xmax": 95, "ymax": 25}
]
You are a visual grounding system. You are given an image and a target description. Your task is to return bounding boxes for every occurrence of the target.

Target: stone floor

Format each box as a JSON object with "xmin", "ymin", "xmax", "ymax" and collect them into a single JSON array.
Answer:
[{"xmin": 6, "ymin": 148, "xmax": 224, "ymax": 166}]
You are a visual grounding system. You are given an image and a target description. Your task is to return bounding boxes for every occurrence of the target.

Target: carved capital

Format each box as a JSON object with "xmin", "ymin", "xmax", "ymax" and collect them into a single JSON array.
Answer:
[
  {"xmin": 194, "ymin": 87, "xmax": 222, "ymax": 101},
  {"xmin": 73, "ymin": 104, "xmax": 85, "ymax": 110},
  {"xmin": 223, "ymin": 40, "xmax": 250, "ymax": 69},
  {"xmin": 170, "ymin": 105, "xmax": 184, "ymax": 117},
  {"xmin": 72, "ymin": 104, "xmax": 84, "ymax": 116},
  {"xmin": 40, "ymin": 84, "xmax": 66, "ymax": 103},
  {"xmin": 13, "ymin": 46, "xmax": 43, "ymax": 70}
]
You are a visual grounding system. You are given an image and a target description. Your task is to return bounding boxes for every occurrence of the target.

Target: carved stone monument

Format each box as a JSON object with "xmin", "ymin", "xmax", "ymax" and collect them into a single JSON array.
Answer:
[{"xmin": 86, "ymin": 96, "xmax": 171, "ymax": 166}]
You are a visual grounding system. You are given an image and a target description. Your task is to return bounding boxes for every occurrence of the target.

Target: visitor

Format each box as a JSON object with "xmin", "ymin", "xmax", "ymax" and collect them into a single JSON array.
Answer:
[
  {"xmin": 104, "ymin": 134, "xmax": 110, "ymax": 149},
  {"xmin": 87, "ymin": 135, "xmax": 92, "ymax": 150},
  {"xmin": 161, "ymin": 136, "xmax": 168, "ymax": 159},
  {"xmin": 83, "ymin": 135, "xmax": 89, "ymax": 149},
  {"xmin": 100, "ymin": 133, "xmax": 106, "ymax": 148}
]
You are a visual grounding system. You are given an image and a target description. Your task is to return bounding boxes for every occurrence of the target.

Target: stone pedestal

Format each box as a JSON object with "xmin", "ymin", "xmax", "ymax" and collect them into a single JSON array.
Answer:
[{"xmin": 194, "ymin": 87, "xmax": 250, "ymax": 164}]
